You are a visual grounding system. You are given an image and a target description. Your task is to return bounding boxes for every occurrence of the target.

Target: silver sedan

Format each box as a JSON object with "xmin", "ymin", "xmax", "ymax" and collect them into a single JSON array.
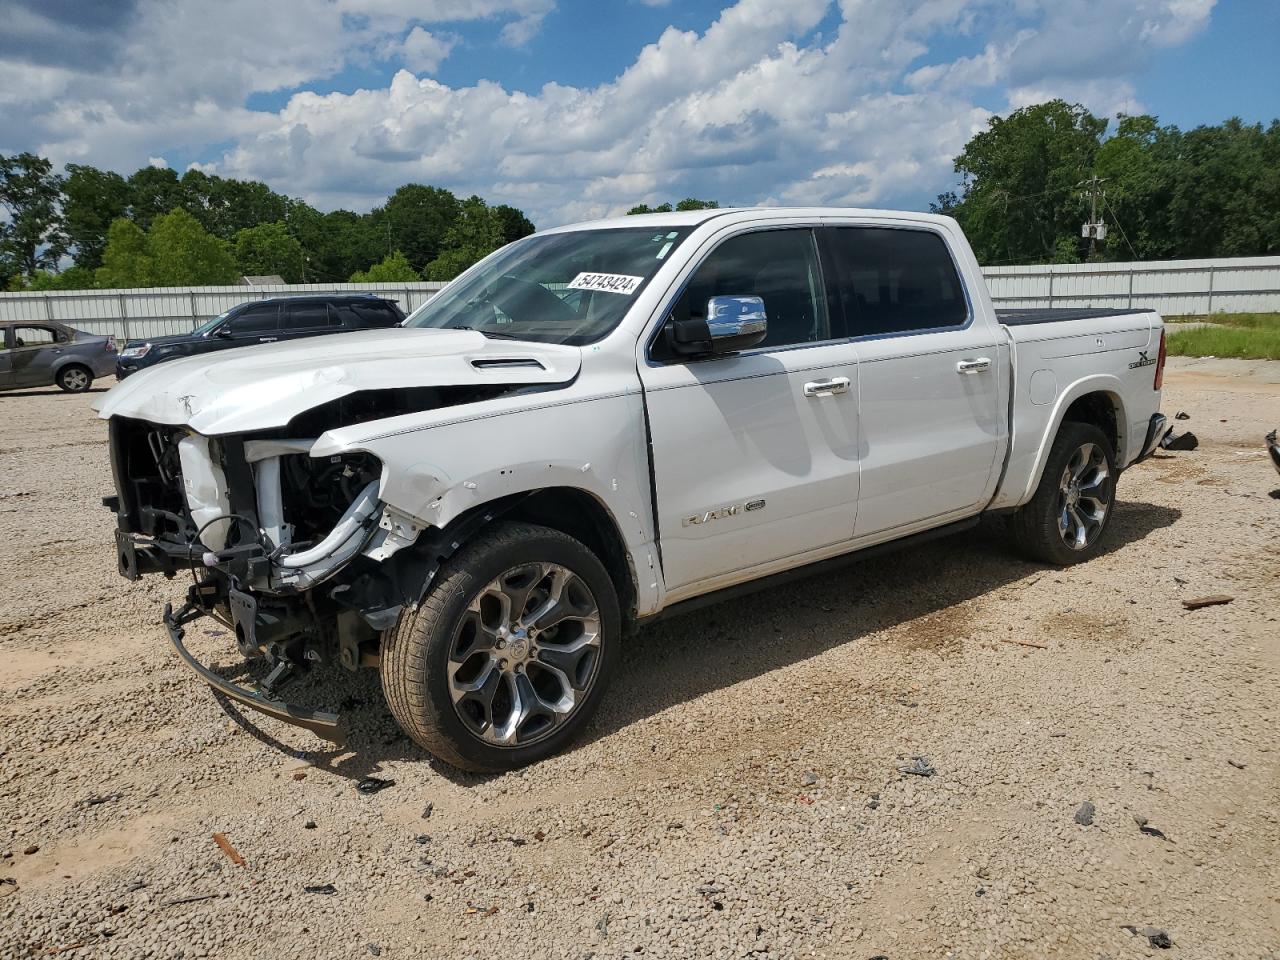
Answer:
[{"xmin": 0, "ymin": 321, "xmax": 118, "ymax": 393}]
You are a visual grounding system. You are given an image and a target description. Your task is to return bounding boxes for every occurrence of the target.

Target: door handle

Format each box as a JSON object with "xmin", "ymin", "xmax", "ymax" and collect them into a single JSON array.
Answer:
[
  {"xmin": 956, "ymin": 358, "xmax": 991, "ymax": 374},
  {"xmin": 259, "ymin": 337, "xmax": 278, "ymax": 343},
  {"xmin": 803, "ymin": 376, "xmax": 851, "ymax": 397}
]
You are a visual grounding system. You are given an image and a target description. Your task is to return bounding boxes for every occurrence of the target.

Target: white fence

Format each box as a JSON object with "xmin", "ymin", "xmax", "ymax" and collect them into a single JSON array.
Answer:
[
  {"xmin": 0, "ymin": 282, "xmax": 447, "ymax": 342},
  {"xmin": 0, "ymin": 256, "xmax": 1278, "ymax": 342},
  {"xmin": 983, "ymin": 255, "xmax": 1280, "ymax": 316}
]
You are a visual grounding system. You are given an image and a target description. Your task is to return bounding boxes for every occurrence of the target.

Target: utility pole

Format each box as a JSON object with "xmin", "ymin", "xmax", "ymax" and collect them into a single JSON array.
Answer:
[{"xmin": 1079, "ymin": 177, "xmax": 1108, "ymax": 258}]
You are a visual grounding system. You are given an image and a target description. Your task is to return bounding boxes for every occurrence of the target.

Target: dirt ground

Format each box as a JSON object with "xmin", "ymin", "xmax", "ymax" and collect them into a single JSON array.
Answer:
[{"xmin": 1, "ymin": 358, "xmax": 1278, "ymax": 960}]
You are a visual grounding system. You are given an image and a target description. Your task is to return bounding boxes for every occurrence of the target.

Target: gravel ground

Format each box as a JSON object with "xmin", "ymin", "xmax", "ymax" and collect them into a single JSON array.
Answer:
[{"xmin": 1, "ymin": 359, "xmax": 1278, "ymax": 960}]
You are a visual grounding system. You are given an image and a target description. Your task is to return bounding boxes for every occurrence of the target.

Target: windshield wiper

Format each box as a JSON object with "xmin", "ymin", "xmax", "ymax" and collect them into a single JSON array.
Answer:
[{"xmin": 448, "ymin": 325, "xmax": 523, "ymax": 340}]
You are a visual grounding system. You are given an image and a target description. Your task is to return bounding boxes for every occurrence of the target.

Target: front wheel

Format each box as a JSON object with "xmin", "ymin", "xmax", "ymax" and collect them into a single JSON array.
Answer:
[
  {"xmin": 56, "ymin": 364, "xmax": 93, "ymax": 393},
  {"xmin": 381, "ymin": 522, "xmax": 620, "ymax": 772},
  {"xmin": 1009, "ymin": 422, "xmax": 1118, "ymax": 565}
]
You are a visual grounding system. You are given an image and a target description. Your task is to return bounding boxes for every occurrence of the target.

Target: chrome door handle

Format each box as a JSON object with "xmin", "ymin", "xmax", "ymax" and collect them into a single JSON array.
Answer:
[
  {"xmin": 956, "ymin": 358, "xmax": 991, "ymax": 374},
  {"xmin": 803, "ymin": 376, "xmax": 850, "ymax": 397}
]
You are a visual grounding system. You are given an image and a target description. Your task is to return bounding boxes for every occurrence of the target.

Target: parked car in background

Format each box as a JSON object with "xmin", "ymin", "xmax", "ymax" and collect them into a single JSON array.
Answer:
[
  {"xmin": 0, "ymin": 321, "xmax": 117, "ymax": 393},
  {"xmin": 116, "ymin": 294, "xmax": 406, "ymax": 379}
]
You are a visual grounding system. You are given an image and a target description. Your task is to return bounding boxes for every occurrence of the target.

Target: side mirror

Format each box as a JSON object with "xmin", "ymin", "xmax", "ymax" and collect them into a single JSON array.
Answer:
[
  {"xmin": 214, "ymin": 326, "xmax": 234, "ymax": 339},
  {"xmin": 670, "ymin": 295, "xmax": 768, "ymax": 357}
]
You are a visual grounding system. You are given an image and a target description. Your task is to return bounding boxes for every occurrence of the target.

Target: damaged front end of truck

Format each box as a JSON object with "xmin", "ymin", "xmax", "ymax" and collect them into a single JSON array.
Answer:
[{"xmin": 97, "ymin": 329, "xmax": 582, "ymax": 743}]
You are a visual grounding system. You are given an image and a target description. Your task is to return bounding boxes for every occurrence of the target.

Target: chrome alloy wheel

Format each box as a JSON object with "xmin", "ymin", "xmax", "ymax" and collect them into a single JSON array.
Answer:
[
  {"xmin": 1057, "ymin": 441, "xmax": 1110, "ymax": 550},
  {"xmin": 447, "ymin": 562, "xmax": 602, "ymax": 747},
  {"xmin": 61, "ymin": 368, "xmax": 89, "ymax": 390}
]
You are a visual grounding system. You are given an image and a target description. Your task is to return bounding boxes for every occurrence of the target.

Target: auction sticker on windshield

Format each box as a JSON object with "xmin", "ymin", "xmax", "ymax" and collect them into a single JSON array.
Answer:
[{"xmin": 567, "ymin": 272, "xmax": 644, "ymax": 295}]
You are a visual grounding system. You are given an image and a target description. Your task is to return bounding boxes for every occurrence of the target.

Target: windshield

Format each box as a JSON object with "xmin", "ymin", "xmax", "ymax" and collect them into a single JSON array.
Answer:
[
  {"xmin": 405, "ymin": 227, "xmax": 693, "ymax": 345},
  {"xmin": 194, "ymin": 309, "xmax": 232, "ymax": 336}
]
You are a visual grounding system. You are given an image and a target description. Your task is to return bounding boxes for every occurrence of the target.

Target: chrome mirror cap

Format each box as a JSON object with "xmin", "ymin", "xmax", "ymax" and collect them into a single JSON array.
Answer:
[{"xmin": 705, "ymin": 295, "xmax": 767, "ymax": 352}]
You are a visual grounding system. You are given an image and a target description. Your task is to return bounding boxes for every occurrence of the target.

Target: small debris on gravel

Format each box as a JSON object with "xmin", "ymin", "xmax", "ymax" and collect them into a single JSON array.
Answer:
[
  {"xmin": 898, "ymin": 756, "xmax": 936, "ymax": 777},
  {"xmin": 211, "ymin": 833, "xmax": 245, "ymax": 866},
  {"xmin": 1073, "ymin": 801, "xmax": 1096, "ymax": 826},
  {"xmin": 367, "ymin": 943, "xmax": 382, "ymax": 956},
  {"xmin": 303, "ymin": 820, "xmax": 317, "ymax": 829},
  {"xmin": 422, "ymin": 802, "xmax": 434, "ymax": 819},
  {"xmin": 0, "ymin": 878, "xmax": 18, "ymax": 899},
  {"xmin": 1175, "ymin": 411, "xmax": 1191, "ymax": 420},
  {"xmin": 1123, "ymin": 925, "xmax": 1174, "ymax": 949},
  {"xmin": 1139, "ymin": 824, "xmax": 1171, "ymax": 841},
  {"xmin": 1227, "ymin": 759, "xmax": 1247, "ymax": 769},
  {"xmin": 801, "ymin": 771, "xmax": 818, "ymax": 786},
  {"xmin": 81, "ymin": 793, "xmax": 120, "ymax": 807},
  {"xmin": 356, "ymin": 776, "xmax": 395, "ymax": 794},
  {"xmin": 414, "ymin": 834, "xmax": 431, "ymax": 844},
  {"xmin": 1182, "ymin": 594, "xmax": 1233, "ymax": 610},
  {"xmin": 22, "ymin": 845, "xmax": 38, "ymax": 856},
  {"xmin": 1161, "ymin": 429, "xmax": 1199, "ymax": 450},
  {"xmin": 304, "ymin": 884, "xmax": 337, "ymax": 895}
]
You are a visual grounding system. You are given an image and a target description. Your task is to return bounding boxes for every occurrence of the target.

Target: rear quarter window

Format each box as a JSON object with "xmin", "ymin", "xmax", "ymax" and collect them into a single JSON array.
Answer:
[
  {"xmin": 344, "ymin": 302, "xmax": 404, "ymax": 328},
  {"xmin": 827, "ymin": 227, "xmax": 968, "ymax": 337}
]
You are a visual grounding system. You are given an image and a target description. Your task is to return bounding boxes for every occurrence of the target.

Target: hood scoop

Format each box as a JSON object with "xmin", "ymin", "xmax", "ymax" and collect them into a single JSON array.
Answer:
[{"xmin": 469, "ymin": 356, "xmax": 546, "ymax": 371}]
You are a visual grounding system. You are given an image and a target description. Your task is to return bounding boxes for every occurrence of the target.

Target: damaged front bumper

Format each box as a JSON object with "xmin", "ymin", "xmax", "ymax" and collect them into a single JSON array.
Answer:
[{"xmin": 164, "ymin": 592, "xmax": 345, "ymax": 744}]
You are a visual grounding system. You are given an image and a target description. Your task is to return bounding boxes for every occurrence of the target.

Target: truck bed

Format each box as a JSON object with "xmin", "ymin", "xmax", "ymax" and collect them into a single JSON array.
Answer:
[{"xmin": 997, "ymin": 307, "xmax": 1157, "ymax": 326}]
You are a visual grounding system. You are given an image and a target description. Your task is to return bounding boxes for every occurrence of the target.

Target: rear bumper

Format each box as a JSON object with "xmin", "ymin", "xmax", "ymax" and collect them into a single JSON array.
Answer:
[
  {"xmin": 164, "ymin": 598, "xmax": 344, "ymax": 744},
  {"xmin": 1134, "ymin": 413, "xmax": 1170, "ymax": 464}
]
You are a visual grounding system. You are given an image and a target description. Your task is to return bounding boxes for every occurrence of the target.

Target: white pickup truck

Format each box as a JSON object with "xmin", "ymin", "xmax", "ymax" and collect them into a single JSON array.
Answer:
[{"xmin": 98, "ymin": 208, "xmax": 1169, "ymax": 771}]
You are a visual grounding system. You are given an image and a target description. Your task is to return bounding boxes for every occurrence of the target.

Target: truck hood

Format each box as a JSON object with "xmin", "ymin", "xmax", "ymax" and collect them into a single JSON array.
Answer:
[{"xmin": 94, "ymin": 328, "xmax": 581, "ymax": 435}]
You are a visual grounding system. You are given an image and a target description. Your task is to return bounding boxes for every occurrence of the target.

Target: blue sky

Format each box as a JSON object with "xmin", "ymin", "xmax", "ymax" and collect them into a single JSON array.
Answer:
[{"xmin": 1, "ymin": 0, "xmax": 1273, "ymax": 227}]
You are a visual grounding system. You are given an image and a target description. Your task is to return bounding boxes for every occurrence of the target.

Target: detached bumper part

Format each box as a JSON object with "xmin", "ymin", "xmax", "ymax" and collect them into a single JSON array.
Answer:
[
  {"xmin": 1267, "ymin": 429, "xmax": 1279, "ymax": 477},
  {"xmin": 163, "ymin": 601, "xmax": 344, "ymax": 745},
  {"xmin": 1135, "ymin": 413, "xmax": 1170, "ymax": 463}
]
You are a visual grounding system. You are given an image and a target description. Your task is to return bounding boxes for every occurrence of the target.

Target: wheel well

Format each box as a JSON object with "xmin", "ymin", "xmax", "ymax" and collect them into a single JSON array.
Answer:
[
  {"xmin": 504, "ymin": 487, "xmax": 638, "ymax": 625},
  {"xmin": 1061, "ymin": 392, "xmax": 1120, "ymax": 457}
]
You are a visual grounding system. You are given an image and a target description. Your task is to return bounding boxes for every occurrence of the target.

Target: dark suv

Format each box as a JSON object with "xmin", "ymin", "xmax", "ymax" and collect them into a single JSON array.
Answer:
[{"xmin": 116, "ymin": 294, "xmax": 405, "ymax": 379}]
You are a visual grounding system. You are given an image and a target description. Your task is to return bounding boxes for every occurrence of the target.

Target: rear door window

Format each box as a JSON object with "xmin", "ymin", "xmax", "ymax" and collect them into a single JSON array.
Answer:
[
  {"xmin": 13, "ymin": 326, "xmax": 58, "ymax": 347},
  {"xmin": 825, "ymin": 227, "xmax": 968, "ymax": 337},
  {"xmin": 282, "ymin": 302, "xmax": 334, "ymax": 331}
]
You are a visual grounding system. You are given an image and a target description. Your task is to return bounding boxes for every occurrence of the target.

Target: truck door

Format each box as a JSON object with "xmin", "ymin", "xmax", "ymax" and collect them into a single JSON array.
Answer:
[
  {"xmin": 639, "ymin": 227, "xmax": 860, "ymax": 597},
  {"xmin": 823, "ymin": 225, "xmax": 1002, "ymax": 539}
]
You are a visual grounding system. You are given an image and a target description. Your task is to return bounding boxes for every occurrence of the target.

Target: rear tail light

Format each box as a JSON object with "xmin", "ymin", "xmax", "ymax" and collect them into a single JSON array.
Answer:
[
  {"xmin": 106, "ymin": 336, "xmax": 118, "ymax": 353},
  {"xmin": 1154, "ymin": 327, "xmax": 1166, "ymax": 390}
]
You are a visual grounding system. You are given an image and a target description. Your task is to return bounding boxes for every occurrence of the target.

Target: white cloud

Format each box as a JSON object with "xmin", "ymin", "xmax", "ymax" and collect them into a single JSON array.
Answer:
[
  {"xmin": 0, "ymin": 0, "xmax": 1216, "ymax": 227},
  {"xmin": 147, "ymin": 156, "xmax": 168, "ymax": 168},
  {"xmin": 388, "ymin": 27, "xmax": 457, "ymax": 74}
]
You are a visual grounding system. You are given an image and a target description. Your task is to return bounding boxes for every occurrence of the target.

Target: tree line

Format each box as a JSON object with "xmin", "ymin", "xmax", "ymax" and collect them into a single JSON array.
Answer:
[
  {"xmin": 933, "ymin": 100, "xmax": 1280, "ymax": 265},
  {"xmin": 0, "ymin": 157, "xmax": 538, "ymax": 290}
]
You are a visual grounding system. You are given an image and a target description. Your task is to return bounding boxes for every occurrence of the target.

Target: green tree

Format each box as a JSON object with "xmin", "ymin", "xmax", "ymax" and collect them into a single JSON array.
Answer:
[
  {"xmin": 62, "ymin": 164, "xmax": 131, "ymax": 269},
  {"xmin": 423, "ymin": 196, "xmax": 503, "ymax": 281},
  {"xmin": 370, "ymin": 184, "xmax": 461, "ymax": 272},
  {"xmin": 349, "ymin": 250, "xmax": 421, "ymax": 283},
  {"xmin": 233, "ymin": 221, "xmax": 305, "ymax": 281},
  {"xmin": 287, "ymin": 203, "xmax": 384, "ymax": 281},
  {"xmin": 95, "ymin": 218, "xmax": 154, "ymax": 288},
  {"xmin": 0, "ymin": 152, "xmax": 67, "ymax": 280},
  {"xmin": 126, "ymin": 166, "xmax": 185, "ymax": 231},
  {"xmin": 938, "ymin": 100, "xmax": 1107, "ymax": 263},
  {"xmin": 627, "ymin": 198, "xmax": 718, "ymax": 215},
  {"xmin": 180, "ymin": 169, "xmax": 290, "ymax": 240},
  {"xmin": 492, "ymin": 204, "xmax": 536, "ymax": 245},
  {"xmin": 17, "ymin": 265, "xmax": 97, "ymax": 291},
  {"xmin": 147, "ymin": 208, "xmax": 239, "ymax": 285}
]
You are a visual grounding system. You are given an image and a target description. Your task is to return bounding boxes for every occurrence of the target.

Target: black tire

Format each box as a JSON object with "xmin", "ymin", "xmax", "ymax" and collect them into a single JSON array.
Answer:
[
  {"xmin": 56, "ymin": 364, "xmax": 93, "ymax": 393},
  {"xmin": 1009, "ymin": 421, "xmax": 1118, "ymax": 566},
  {"xmin": 381, "ymin": 521, "xmax": 620, "ymax": 773}
]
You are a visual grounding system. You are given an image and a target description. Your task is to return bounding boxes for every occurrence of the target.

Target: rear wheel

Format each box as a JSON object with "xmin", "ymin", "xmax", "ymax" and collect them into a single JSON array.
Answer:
[
  {"xmin": 381, "ymin": 522, "xmax": 620, "ymax": 772},
  {"xmin": 1009, "ymin": 422, "xmax": 1117, "ymax": 565},
  {"xmin": 56, "ymin": 364, "xmax": 92, "ymax": 393}
]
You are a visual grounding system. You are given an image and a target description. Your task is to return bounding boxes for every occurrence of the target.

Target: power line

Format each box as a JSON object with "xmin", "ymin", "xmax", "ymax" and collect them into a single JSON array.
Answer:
[{"xmin": 1101, "ymin": 193, "xmax": 1140, "ymax": 260}]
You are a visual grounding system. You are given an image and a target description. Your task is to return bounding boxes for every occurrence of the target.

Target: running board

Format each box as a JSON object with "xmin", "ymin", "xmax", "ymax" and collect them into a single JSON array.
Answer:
[{"xmin": 641, "ymin": 516, "xmax": 981, "ymax": 625}]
